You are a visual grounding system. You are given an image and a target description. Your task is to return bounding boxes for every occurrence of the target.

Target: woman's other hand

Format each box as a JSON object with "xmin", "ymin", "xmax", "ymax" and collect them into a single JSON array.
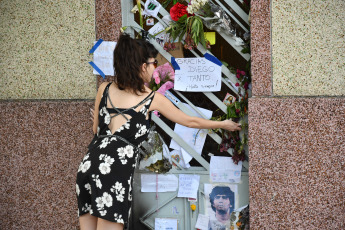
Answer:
[{"xmin": 221, "ymin": 119, "xmax": 241, "ymax": 132}]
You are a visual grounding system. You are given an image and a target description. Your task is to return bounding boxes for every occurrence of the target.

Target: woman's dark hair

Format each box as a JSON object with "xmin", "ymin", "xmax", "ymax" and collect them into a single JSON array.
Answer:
[
  {"xmin": 113, "ymin": 33, "xmax": 158, "ymax": 94},
  {"xmin": 209, "ymin": 186, "xmax": 235, "ymax": 213}
]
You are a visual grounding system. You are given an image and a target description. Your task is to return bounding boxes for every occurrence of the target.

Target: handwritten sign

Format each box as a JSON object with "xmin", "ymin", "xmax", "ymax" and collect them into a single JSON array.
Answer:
[
  {"xmin": 141, "ymin": 174, "xmax": 178, "ymax": 192},
  {"xmin": 177, "ymin": 174, "xmax": 200, "ymax": 199},
  {"xmin": 210, "ymin": 156, "xmax": 242, "ymax": 183},
  {"xmin": 155, "ymin": 218, "xmax": 178, "ymax": 230},
  {"xmin": 93, "ymin": 41, "xmax": 116, "ymax": 76},
  {"xmin": 174, "ymin": 58, "xmax": 222, "ymax": 92}
]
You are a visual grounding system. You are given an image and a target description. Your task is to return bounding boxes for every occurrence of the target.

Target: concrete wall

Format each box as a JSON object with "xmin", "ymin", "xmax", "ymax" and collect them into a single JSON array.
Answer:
[{"xmin": 249, "ymin": 0, "xmax": 344, "ymax": 229}]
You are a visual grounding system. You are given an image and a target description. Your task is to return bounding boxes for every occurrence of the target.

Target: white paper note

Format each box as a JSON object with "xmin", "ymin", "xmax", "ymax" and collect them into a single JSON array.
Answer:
[
  {"xmin": 141, "ymin": 174, "xmax": 178, "ymax": 192},
  {"xmin": 210, "ymin": 156, "xmax": 242, "ymax": 183},
  {"xmin": 177, "ymin": 174, "xmax": 200, "ymax": 199},
  {"xmin": 155, "ymin": 218, "xmax": 178, "ymax": 230},
  {"xmin": 170, "ymin": 103, "xmax": 212, "ymax": 164},
  {"xmin": 195, "ymin": 214, "xmax": 210, "ymax": 230},
  {"xmin": 174, "ymin": 57, "xmax": 222, "ymax": 92},
  {"xmin": 93, "ymin": 41, "xmax": 116, "ymax": 76}
]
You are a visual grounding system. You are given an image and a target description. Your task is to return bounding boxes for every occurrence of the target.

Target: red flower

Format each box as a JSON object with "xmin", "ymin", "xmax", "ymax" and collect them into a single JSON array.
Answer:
[
  {"xmin": 235, "ymin": 82, "xmax": 240, "ymax": 87},
  {"xmin": 244, "ymin": 82, "xmax": 249, "ymax": 90},
  {"xmin": 170, "ymin": 3, "xmax": 188, "ymax": 21},
  {"xmin": 236, "ymin": 73, "xmax": 240, "ymax": 79},
  {"xmin": 240, "ymin": 71, "xmax": 246, "ymax": 76}
]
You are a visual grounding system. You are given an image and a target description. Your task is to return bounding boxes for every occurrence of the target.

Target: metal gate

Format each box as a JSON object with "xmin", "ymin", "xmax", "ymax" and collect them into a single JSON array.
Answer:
[{"xmin": 120, "ymin": 1, "xmax": 250, "ymax": 229}]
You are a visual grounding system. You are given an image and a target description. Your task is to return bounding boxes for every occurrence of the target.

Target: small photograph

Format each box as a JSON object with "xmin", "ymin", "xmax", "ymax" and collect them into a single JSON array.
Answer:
[
  {"xmin": 223, "ymin": 93, "xmax": 236, "ymax": 106},
  {"xmin": 146, "ymin": 18, "xmax": 155, "ymax": 26},
  {"xmin": 204, "ymin": 184, "xmax": 238, "ymax": 230}
]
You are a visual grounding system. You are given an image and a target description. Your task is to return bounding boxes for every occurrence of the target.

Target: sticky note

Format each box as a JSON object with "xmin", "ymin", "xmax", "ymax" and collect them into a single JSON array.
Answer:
[{"xmin": 204, "ymin": 32, "xmax": 215, "ymax": 45}]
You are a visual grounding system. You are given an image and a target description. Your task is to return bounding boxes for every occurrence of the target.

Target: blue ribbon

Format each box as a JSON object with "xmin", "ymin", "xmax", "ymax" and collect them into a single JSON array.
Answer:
[
  {"xmin": 89, "ymin": 61, "xmax": 105, "ymax": 79},
  {"xmin": 171, "ymin": 57, "xmax": 180, "ymax": 70},
  {"xmin": 89, "ymin": 39, "xmax": 103, "ymax": 53},
  {"xmin": 204, "ymin": 53, "xmax": 222, "ymax": 66}
]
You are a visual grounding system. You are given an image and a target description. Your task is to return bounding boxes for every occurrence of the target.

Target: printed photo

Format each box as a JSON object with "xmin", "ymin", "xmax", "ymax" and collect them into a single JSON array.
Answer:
[{"xmin": 204, "ymin": 184, "xmax": 237, "ymax": 230}]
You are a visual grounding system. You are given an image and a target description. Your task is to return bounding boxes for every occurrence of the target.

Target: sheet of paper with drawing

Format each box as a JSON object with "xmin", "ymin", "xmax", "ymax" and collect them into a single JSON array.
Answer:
[
  {"xmin": 174, "ymin": 57, "xmax": 222, "ymax": 92},
  {"xmin": 141, "ymin": 174, "xmax": 178, "ymax": 192},
  {"xmin": 170, "ymin": 103, "xmax": 212, "ymax": 164},
  {"xmin": 210, "ymin": 156, "xmax": 242, "ymax": 183},
  {"xmin": 148, "ymin": 22, "xmax": 169, "ymax": 47},
  {"xmin": 177, "ymin": 174, "xmax": 200, "ymax": 199},
  {"xmin": 93, "ymin": 41, "xmax": 116, "ymax": 76}
]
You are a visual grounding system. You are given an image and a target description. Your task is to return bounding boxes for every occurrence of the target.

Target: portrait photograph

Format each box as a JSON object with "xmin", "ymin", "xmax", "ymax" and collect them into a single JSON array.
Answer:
[{"xmin": 204, "ymin": 184, "xmax": 238, "ymax": 230}]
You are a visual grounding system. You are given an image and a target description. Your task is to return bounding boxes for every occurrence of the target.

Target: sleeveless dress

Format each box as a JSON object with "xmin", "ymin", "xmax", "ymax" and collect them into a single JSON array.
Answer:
[{"xmin": 76, "ymin": 82, "xmax": 155, "ymax": 225}]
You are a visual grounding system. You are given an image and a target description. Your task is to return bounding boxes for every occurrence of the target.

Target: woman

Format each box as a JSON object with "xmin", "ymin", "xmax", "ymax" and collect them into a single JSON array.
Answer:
[{"xmin": 76, "ymin": 33, "xmax": 241, "ymax": 230}]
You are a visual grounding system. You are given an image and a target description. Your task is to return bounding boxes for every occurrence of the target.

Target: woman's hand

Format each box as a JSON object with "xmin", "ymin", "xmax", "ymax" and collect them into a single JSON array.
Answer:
[{"xmin": 221, "ymin": 119, "xmax": 242, "ymax": 132}]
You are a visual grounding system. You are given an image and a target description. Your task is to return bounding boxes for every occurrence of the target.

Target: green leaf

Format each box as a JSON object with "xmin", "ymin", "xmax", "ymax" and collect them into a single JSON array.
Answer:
[{"xmin": 241, "ymin": 47, "xmax": 250, "ymax": 54}]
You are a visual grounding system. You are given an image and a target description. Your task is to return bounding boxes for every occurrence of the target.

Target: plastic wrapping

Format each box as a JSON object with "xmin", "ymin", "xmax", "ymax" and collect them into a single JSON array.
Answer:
[{"xmin": 197, "ymin": 1, "xmax": 236, "ymax": 37}]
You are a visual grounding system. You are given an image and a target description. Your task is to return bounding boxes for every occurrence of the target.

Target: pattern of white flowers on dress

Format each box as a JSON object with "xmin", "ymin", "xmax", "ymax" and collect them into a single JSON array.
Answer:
[
  {"xmin": 76, "ymin": 184, "xmax": 80, "ymax": 196},
  {"xmin": 78, "ymin": 160, "xmax": 91, "ymax": 173},
  {"xmin": 110, "ymin": 181, "xmax": 126, "ymax": 202},
  {"xmin": 99, "ymin": 106, "xmax": 111, "ymax": 125},
  {"xmin": 85, "ymin": 183, "xmax": 91, "ymax": 194},
  {"xmin": 116, "ymin": 120, "xmax": 131, "ymax": 133},
  {"xmin": 117, "ymin": 145, "xmax": 134, "ymax": 165},
  {"xmin": 95, "ymin": 192, "xmax": 113, "ymax": 216},
  {"xmin": 139, "ymin": 99, "xmax": 151, "ymax": 114},
  {"xmin": 82, "ymin": 203, "xmax": 91, "ymax": 213},
  {"xmin": 98, "ymin": 154, "xmax": 115, "ymax": 175},
  {"xmin": 135, "ymin": 124, "xmax": 147, "ymax": 139},
  {"xmin": 99, "ymin": 137, "xmax": 117, "ymax": 149},
  {"xmin": 114, "ymin": 213, "xmax": 124, "ymax": 224},
  {"xmin": 92, "ymin": 174, "xmax": 102, "ymax": 189},
  {"xmin": 128, "ymin": 176, "xmax": 132, "ymax": 201}
]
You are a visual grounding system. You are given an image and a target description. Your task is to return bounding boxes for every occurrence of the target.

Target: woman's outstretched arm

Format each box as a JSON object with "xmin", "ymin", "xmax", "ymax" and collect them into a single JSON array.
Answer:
[{"xmin": 149, "ymin": 93, "xmax": 241, "ymax": 132}]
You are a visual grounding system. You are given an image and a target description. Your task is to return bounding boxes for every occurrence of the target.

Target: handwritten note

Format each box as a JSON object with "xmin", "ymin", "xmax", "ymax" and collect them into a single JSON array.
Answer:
[
  {"xmin": 177, "ymin": 174, "xmax": 200, "ymax": 199},
  {"xmin": 174, "ymin": 58, "xmax": 222, "ymax": 92},
  {"xmin": 155, "ymin": 218, "xmax": 178, "ymax": 230},
  {"xmin": 210, "ymin": 156, "xmax": 242, "ymax": 183},
  {"xmin": 195, "ymin": 214, "xmax": 210, "ymax": 230},
  {"xmin": 141, "ymin": 174, "xmax": 178, "ymax": 192},
  {"xmin": 93, "ymin": 41, "xmax": 116, "ymax": 76}
]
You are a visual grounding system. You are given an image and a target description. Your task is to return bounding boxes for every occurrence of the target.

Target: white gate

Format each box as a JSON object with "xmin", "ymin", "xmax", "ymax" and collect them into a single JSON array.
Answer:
[{"xmin": 121, "ymin": 1, "xmax": 250, "ymax": 229}]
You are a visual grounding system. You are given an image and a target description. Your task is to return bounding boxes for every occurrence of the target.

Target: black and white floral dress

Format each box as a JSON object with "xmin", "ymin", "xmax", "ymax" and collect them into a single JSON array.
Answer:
[{"xmin": 76, "ymin": 82, "xmax": 155, "ymax": 225}]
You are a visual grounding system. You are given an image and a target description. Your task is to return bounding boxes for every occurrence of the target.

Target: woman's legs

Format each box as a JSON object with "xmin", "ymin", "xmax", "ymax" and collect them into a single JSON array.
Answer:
[
  {"xmin": 79, "ymin": 213, "xmax": 124, "ymax": 230},
  {"xmin": 97, "ymin": 218, "xmax": 124, "ymax": 230},
  {"xmin": 79, "ymin": 213, "xmax": 98, "ymax": 230}
]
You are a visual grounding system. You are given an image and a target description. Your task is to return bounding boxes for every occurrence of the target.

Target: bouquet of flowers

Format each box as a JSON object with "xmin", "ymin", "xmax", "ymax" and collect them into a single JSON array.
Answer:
[
  {"xmin": 148, "ymin": 62, "xmax": 175, "ymax": 94},
  {"xmin": 166, "ymin": 1, "xmax": 212, "ymax": 49}
]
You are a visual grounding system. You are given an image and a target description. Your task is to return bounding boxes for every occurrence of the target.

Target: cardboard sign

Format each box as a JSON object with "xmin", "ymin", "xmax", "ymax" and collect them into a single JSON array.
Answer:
[{"xmin": 174, "ymin": 58, "xmax": 222, "ymax": 92}]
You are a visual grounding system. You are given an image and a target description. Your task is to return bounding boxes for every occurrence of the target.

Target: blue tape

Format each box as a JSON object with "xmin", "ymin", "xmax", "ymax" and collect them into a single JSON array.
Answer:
[
  {"xmin": 89, "ymin": 61, "xmax": 105, "ymax": 79},
  {"xmin": 171, "ymin": 57, "xmax": 180, "ymax": 70},
  {"xmin": 89, "ymin": 39, "xmax": 103, "ymax": 53},
  {"xmin": 204, "ymin": 53, "xmax": 222, "ymax": 66}
]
